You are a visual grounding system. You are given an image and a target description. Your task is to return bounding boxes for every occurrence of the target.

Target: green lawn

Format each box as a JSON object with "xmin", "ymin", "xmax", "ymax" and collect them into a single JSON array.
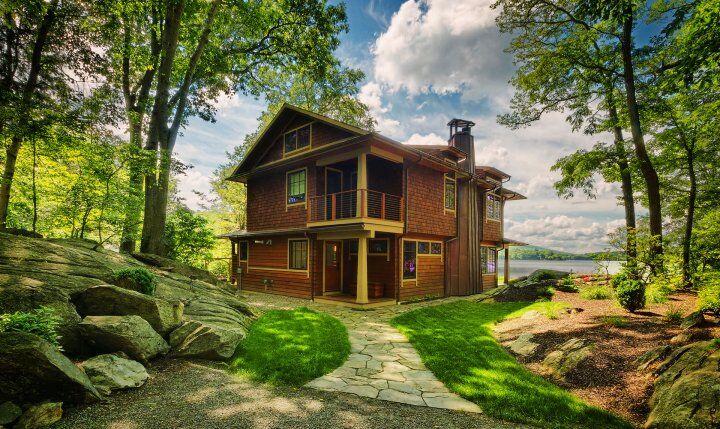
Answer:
[
  {"xmin": 228, "ymin": 307, "xmax": 350, "ymax": 386},
  {"xmin": 391, "ymin": 300, "xmax": 631, "ymax": 429}
]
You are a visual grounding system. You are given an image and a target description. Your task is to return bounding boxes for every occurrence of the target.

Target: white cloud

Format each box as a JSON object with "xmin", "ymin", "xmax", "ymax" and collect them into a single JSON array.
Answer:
[
  {"xmin": 404, "ymin": 132, "xmax": 446, "ymax": 145},
  {"xmin": 372, "ymin": 0, "xmax": 512, "ymax": 100},
  {"xmin": 358, "ymin": 81, "xmax": 402, "ymax": 136},
  {"xmin": 505, "ymin": 215, "xmax": 624, "ymax": 253}
]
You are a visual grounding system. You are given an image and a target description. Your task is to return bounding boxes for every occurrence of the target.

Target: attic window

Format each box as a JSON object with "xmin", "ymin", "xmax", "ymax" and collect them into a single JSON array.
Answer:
[{"xmin": 284, "ymin": 124, "xmax": 311, "ymax": 154}]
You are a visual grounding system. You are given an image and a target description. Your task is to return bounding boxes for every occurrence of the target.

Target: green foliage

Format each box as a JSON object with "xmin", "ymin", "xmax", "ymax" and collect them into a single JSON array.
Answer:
[
  {"xmin": 165, "ymin": 205, "xmax": 216, "ymax": 268},
  {"xmin": 645, "ymin": 277, "xmax": 674, "ymax": 304},
  {"xmin": 665, "ymin": 305, "xmax": 683, "ymax": 324},
  {"xmin": 698, "ymin": 272, "xmax": 720, "ymax": 316},
  {"xmin": 391, "ymin": 301, "xmax": 630, "ymax": 428},
  {"xmin": 536, "ymin": 286, "xmax": 555, "ymax": 300},
  {"xmin": 581, "ymin": 285, "xmax": 613, "ymax": 300},
  {"xmin": 615, "ymin": 279, "xmax": 646, "ymax": 312},
  {"xmin": 0, "ymin": 307, "xmax": 62, "ymax": 349},
  {"xmin": 528, "ymin": 269, "xmax": 567, "ymax": 282},
  {"xmin": 556, "ymin": 276, "xmax": 580, "ymax": 293},
  {"xmin": 229, "ymin": 308, "xmax": 350, "ymax": 386},
  {"xmin": 600, "ymin": 315, "xmax": 629, "ymax": 328},
  {"xmin": 610, "ymin": 270, "xmax": 629, "ymax": 289},
  {"xmin": 113, "ymin": 267, "xmax": 157, "ymax": 296}
]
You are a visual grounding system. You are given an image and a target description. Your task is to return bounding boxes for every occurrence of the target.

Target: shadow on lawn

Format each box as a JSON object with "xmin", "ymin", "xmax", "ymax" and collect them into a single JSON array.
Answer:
[{"xmin": 391, "ymin": 300, "xmax": 632, "ymax": 429}]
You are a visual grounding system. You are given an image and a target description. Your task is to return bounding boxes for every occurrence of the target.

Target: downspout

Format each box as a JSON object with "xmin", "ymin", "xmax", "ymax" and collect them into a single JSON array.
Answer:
[{"xmin": 306, "ymin": 232, "xmax": 314, "ymax": 301}]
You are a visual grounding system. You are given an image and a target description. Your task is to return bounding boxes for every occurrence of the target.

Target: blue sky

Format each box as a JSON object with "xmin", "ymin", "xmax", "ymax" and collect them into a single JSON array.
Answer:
[{"xmin": 174, "ymin": 0, "xmax": 634, "ymax": 253}]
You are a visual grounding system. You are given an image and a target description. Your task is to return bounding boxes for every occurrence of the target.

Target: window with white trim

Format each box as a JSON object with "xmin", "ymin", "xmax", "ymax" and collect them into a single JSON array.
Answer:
[
  {"xmin": 284, "ymin": 124, "xmax": 311, "ymax": 154},
  {"xmin": 286, "ymin": 169, "xmax": 306, "ymax": 205}
]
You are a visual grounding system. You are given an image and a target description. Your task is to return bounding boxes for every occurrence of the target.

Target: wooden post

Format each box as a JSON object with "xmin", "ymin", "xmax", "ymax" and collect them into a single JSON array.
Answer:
[
  {"xmin": 504, "ymin": 247, "xmax": 510, "ymax": 285},
  {"xmin": 380, "ymin": 193, "xmax": 386, "ymax": 219},
  {"xmin": 356, "ymin": 235, "xmax": 369, "ymax": 304},
  {"xmin": 357, "ymin": 153, "xmax": 367, "ymax": 218},
  {"xmin": 331, "ymin": 194, "xmax": 336, "ymax": 220}
]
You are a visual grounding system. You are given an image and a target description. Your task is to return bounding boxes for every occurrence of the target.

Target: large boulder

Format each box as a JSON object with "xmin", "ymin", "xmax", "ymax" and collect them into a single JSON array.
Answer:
[
  {"xmin": 74, "ymin": 284, "xmax": 183, "ymax": 335},
  {"xmin": 0, "ymin": 401, "xmax": 22, "ymax": 426},
  {"xmin": 14, "ymin": 402, "xmax": 63, "ymax": 429},
  {"xmin": 0, "ymin": 332, "xmax": 101, "ymax": 404},
  {"xmin": 645, "ymin": 341, "xmax": 720, "ymax": 428},
  {"xmin": 169, "ymin": 319, "xmax": 245, "ymax": 361},
  {"xmin": 1, "ymin": 233, "xmax": 256, "ymax": 359},
  {"xmin": 78, "ymin": 354, "xmax": 148, "ymax": 395},
  {"xmin": 542, "ymin": 338, "xmax": 594, "ymax": 380},
  {"xmin": 508, "ymin": 332, "xmax": 540, "ymax": 357},
  {"xmin": 78, "ymin": 315, "xmax": 170, "ymax": 363}
]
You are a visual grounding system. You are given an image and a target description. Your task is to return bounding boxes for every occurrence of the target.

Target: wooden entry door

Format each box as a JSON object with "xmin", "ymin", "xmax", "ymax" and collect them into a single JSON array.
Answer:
[{"xmin": 324, "ymin": 241, "xmax": 341, "ymax": 293}]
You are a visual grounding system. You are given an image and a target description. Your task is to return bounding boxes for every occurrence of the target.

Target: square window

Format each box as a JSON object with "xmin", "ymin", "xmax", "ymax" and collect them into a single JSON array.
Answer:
[
  {"xmin": 430, "ymin": 242, "xmax": 442, "ymax": 255},
  {"xmin": 288, "ymin": 240, "xmax": 308, "ymax": 270},
  {"xmin": 418, "ymin": 241, "xmax": 430, "ymax": 254},
  {"xmin": 284, "ymin": 124, "xmax": 311, "ymax": 154},
  {"xmin": 287, "ymin": 169, "xmax": 306, "ymax": 205}
]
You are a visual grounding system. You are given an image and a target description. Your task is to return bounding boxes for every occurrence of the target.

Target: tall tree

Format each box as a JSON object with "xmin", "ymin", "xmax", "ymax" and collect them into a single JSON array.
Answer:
[
  {"xmin": 132, "ymin": 0, "xmax": 351, "ymax": 256},
  {"xmin": 0, "ymin": 0, "xmax": 98, "ymax": 230}
]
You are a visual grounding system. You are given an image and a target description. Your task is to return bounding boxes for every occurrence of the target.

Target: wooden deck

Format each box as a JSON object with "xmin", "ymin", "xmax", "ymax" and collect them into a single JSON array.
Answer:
[{"xmin": 314, "ymin": 293, "xmax": 397, "ymax": 309}]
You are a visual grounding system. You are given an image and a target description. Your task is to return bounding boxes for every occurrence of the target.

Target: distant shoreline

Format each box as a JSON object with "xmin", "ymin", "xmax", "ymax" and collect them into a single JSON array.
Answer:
[{"xmin": 501, "ymin": 245, "xmax": 626, "ymax": 262}]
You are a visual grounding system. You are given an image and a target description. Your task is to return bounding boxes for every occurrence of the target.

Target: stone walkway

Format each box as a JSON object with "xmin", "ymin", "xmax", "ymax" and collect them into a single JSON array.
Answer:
[{"xmin": 242, "ymin": 292, "xmax": 482, "ymax": 413}]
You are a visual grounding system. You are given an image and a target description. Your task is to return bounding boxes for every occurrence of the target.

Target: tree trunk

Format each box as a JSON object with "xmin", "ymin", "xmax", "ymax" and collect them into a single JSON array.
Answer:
[
  {"xmin": 620, "ymin": 13, "xmax": 663, "ymax": 270},
  {"xmin": 683, "ymin": 150, "xmax": 696, "ymax": 289},
  {"xmin": 119, "ymin": 117, "xmax": 144, "ymax": 252},
  {"xmin": 606, "ymin": 90, "xmax": 637, "ymax": 263},
  {"xmin": 0, "ymin": 0, "xmax": 58, "ymax": 230},
  {"xmin": 140, "ymin": 0, "xmax": 185, "ymax": 255}
]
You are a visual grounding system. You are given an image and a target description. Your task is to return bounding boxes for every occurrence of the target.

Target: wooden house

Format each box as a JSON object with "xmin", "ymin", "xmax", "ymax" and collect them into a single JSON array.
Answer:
[{"xmin": 223, "ymin": 104, "xmax": 525, "ymax": 308}]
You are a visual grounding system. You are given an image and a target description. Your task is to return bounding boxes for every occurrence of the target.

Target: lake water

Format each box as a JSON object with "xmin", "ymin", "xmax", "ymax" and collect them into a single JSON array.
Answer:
[{"xmin": 499, "ymin": 259, "xmax": 623, "ymax": 279}]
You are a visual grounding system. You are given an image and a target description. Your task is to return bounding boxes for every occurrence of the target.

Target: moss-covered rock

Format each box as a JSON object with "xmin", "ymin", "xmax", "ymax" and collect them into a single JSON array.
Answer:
[
  {"xmin": 542, "ymin": 338, "xmax": 594, "ymax": 381},
  {"xmin": 78, "ymin": 315, "xmax": 170, "ymax": 363}
]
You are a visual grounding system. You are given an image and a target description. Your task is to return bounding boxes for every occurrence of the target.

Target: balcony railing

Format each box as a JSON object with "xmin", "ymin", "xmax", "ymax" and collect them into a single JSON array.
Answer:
[{"xmin": 308, "ymin": 189, "xmax": 404, "ymax": 223}]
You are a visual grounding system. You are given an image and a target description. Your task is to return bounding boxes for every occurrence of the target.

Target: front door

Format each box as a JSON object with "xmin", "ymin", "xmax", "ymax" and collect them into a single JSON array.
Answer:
[{"xmin": 324, "ymin": 241, "xmax": 341, "ymax": 293}]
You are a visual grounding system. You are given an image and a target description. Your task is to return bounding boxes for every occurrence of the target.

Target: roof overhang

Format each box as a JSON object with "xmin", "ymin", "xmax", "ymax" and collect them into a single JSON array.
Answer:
[{"xmin": 500, "ymin": 187, "xmax": 526, "ymax": 201}]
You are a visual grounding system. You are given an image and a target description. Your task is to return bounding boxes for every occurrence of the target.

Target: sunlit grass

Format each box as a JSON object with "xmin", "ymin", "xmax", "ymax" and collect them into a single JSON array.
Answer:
[
  {"xmin": 228, "ymin": 307, "xmax": 350, "ymax": 386},
  {"xmin": 391, "ymin": 301, "xmax": 631, "ymax": 429}
]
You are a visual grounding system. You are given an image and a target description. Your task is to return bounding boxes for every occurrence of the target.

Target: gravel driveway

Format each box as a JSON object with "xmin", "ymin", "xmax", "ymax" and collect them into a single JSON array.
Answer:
[{"xmin": 55, "ymin": 359, "xmax": 529, "ymax": 429}]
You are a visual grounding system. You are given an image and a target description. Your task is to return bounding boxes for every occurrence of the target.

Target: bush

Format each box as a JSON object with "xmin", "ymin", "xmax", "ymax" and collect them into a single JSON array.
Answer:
[
  {"xmin": 601, "ymin": 315, "xmax": 628, "ymax": 328},
  {"xmin": 0, "ymin": 307, "xmax": 62, "ymax": 349},
  {"xmin": 665, "ymin": 305, "xmax": 683, "ymax": 324},
  {"xmin": 536, "ymin": 286, "xmax": 555, "ymax": 300},
  {"xmin": 610, "ymin": 270, "xmax": 629, "ymax": 289},
  {"xmin": 580, "ymin": 286, "xmax": 612, "ymax": 300},
  {"xmin": 698, "ymin": 274, "xmax": 720, "ymax": 316},
  {"xmin": 616, "ymin": 279, "xmax": 646, "ymax": 312},
  {"xmin": 113, "ymin": 267, "xmax": 157, "ymax": 295},
  {"xmin": 556, "ymin": 276, "xmax": 579, "ymax": 293},
  {"xmin": 528, "ymin": 269, "xmax": 567, "ymax": 282}
]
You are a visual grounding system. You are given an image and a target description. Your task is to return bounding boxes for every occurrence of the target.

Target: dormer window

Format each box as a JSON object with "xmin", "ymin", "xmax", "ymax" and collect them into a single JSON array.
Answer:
[{"xmin": 284, "ymin": 124, "xmax": 311, "ymax": 155}]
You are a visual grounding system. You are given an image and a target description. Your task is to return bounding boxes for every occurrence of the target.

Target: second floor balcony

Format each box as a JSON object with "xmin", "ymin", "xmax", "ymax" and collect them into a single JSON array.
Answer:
[{"xmin": 307, "ymin": 189, "xmax": 404, "ymax": 224}]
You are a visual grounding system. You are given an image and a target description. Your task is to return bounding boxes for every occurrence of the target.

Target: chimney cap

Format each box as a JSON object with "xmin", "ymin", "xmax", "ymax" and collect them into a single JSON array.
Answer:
[{"xmin": 447, "ymin": 118, "xmax": 476, "ymax": 128}]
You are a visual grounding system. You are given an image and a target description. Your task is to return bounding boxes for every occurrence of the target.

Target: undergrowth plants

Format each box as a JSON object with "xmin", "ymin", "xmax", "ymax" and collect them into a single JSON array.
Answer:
[{"xmin": 0, "ymin": 306, "xmax": 62, "ymax": 349}]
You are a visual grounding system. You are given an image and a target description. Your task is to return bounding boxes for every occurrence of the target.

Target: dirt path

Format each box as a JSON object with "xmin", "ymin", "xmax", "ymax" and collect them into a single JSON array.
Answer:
[{"xmin": 55, "ymin": 360, "xmax": 529, "ymax": 429}]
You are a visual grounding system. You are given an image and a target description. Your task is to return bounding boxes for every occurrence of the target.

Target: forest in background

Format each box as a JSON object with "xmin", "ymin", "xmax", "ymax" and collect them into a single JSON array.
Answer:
[{"xmin": 0, "ymin": 0, "xmax": 718, "ymax": 303}]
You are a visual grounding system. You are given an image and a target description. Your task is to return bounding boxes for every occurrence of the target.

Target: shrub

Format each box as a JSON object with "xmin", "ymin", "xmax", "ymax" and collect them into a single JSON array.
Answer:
[
  {"xmin": 0, "ymin": 307, "xmax": 62, "ymax": 349},
  {"xmin": 528, "ymin": 269, "xmax": 566, "ymax": 282},
  {"xmin": 556, "ymin": 276, "xmax": 579, "ymax": 293},
  {"xmin": 698, "ymin": 275, "xmax": 720, "ymax": 316},
  {"xmin": 536, "ymin": 286, "xmax": 555, "ymax": 300},
  {"xmin": 601, "ymin": 315, "xmax": 628, "ymax": 328},
  {"xmin": 113, "ymin": 267, "xmax": 157, "ymax": 295},
  {"xmin": 616, "ymin": 279, "xmax": 646, "ymax": 312},
  {"xmin": 665, "ymin": 305, "xmax": 683, "ymax": 324},
  {"xmin": 610, "ymin": 270, "xmax": 629, "ymax": 289},
  {"xmin": 580, "ymin": 285, "xmax": 612, "ymax": 300}
]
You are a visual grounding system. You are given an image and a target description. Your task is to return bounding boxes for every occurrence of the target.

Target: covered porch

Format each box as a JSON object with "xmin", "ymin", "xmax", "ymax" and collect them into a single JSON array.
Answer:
[{"xmin": 501, "ymin": 238, "xmax": 528, "ymax": 285}]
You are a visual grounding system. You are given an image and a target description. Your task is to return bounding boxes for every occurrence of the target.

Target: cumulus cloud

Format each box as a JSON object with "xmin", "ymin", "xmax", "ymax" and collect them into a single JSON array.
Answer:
[
  {"xmin": 358, "ymin": 81, "xmax": 402, "ymax": 136},
  {"xmin": 372, "ymin": 0, "xmax": 512, "ymax": 100},
  {"xmin": 404, "ymin": 132, "xmax": 446, "ymax": 145},
  {"xmin": 505, "ymin": 216, "xmax": 624, "ymax": 253}
]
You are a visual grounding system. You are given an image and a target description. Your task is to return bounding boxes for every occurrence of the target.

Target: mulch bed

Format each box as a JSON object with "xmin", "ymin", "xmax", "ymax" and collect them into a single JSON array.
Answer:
[{"xmin": 494, "ymin": 284, "xmax": 720, "ymax": 427}]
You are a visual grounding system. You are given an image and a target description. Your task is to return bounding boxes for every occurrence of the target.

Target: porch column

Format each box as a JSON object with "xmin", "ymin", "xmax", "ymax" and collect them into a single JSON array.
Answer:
[
  {"xmin": 356, "ymin": 235, "xmax": 369, "ymax": 304},
  {"xmin": 504, "ymin": 247, "xmax": 510, "ymax": 285},
  {"xmin": 357, "ymin": 153, "xmax": 367, "ymax": 217}
]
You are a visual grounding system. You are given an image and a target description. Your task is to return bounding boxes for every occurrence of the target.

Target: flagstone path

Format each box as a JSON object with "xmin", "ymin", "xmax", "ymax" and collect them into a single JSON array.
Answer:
[{"xmin": 243, "ymin": 292, "xmax": 483, "ymax": 413}]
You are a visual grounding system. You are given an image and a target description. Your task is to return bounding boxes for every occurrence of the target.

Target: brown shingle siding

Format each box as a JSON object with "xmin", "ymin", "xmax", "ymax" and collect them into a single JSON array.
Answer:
[{"xmin": 405, "ymin": 163, "xmax": 456, "ymax": 237}]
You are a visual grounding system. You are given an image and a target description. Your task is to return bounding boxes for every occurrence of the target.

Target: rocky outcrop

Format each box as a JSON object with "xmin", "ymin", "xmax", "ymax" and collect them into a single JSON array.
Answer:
[
  {"xmin": 0, "ymin": 401, "xmax": 22, "ymax": 426},
  {"xmin": 542, "ymin": 338, "xmax": 594, "ymax": 380},
  {"xmin": 508, "ymin": 333, "xmax": 539, "ymax": 357},
  {"xmin": 169, "ymin": 319, "xmax": 245, "ymax": 360},
  {"xmin": 14, "ymin": 402, "xmax": 63, "ymax": 429},
  {"xmin": 74, "ymin": 284, "xmax": 183, "ymax": 335},
  {"xmin": 0, "ymin": 332, "xmax": 101, "ymax": 404},
  {"xmin": 78, "ymin": 354, "xmax": 148, "ymax": 395},
  {"xmin": 131, "ymin": 252, "xmax": 223, "ymax": 286},
  {"xmin": 78, "ymin": 315, "xmax": 170, "ymax": 363},
  {"xmin": 634, "ymin": 345, "xmax": 673, "ymax": 371},
  {"xmin": 0, "ymin": 232, "xmax": 256, "ymax": 359},
  {"xmin": 680, "ymin": 311, "xmax": 704, "ymax": 330},
  {"xmin": 645, "ymin": 341, "xmax": 720, "ymax": 429}
]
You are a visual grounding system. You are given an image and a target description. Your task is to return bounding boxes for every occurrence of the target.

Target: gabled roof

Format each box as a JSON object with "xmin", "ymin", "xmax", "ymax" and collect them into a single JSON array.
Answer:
[
  {"xmin": 476, "ymin": 166, "xmax": 511, "ymax": 180},
  {"xmin": 405, "ymin": 145, "xmax": 467, "ymax": 161},
  {"xmin": 228, "ymin": 103, "xmax": 370, "ymax": 180}
]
